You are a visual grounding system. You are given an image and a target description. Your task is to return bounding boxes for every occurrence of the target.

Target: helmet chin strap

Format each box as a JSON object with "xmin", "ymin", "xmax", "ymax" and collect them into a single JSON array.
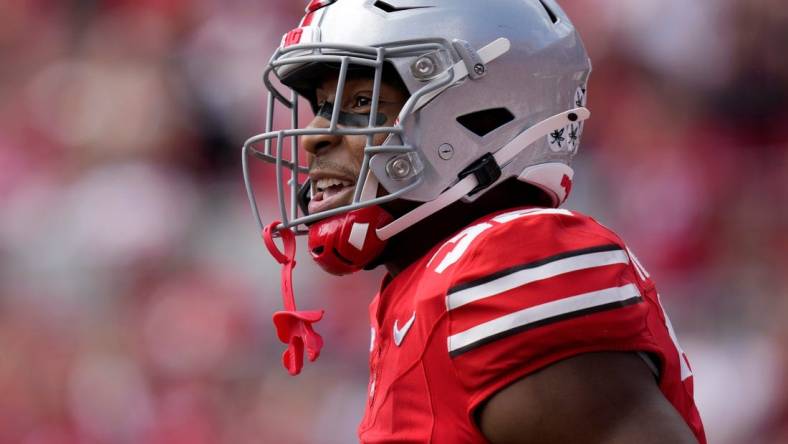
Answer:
[{"xmin": 375, "ymin": 107, "xmax": 590, "ymax": 241}]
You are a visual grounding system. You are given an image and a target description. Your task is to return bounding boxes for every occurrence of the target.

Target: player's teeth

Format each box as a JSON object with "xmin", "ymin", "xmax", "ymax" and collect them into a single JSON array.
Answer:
[{"xmin": 315, "ymin": 178, "xmax": 353, "ymax": 192}]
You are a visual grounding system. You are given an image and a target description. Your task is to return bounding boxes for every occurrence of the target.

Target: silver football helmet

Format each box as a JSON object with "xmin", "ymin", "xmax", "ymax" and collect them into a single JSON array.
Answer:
[{"xmin": 243, "ymin": 0, "xmax": 592, "ymax": 240}]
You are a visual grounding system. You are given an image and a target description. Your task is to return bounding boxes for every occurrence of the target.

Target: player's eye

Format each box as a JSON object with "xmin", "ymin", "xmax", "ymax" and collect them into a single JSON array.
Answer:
[{"xmin": 352, "ymin": 95, "xmax": 372, "ymax": 111}]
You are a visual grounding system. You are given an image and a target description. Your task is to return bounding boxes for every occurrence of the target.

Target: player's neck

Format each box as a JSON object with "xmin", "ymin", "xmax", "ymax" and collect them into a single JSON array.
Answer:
[{"xmin": 381, "ymin": 207, "xmax": 468, "ymax": 277}]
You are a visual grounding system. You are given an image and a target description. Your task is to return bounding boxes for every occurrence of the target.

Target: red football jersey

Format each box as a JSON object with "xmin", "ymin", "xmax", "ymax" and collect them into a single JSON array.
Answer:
[{"xmin": 358, "ymin": 207, "xmax": 706, "ymax": 443}]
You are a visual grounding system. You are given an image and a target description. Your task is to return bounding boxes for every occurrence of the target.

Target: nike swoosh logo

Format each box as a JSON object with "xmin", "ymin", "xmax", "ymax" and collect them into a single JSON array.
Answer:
[{"xmin": 393, "ymin": 312, "xmax": 416, "ymax": 347}]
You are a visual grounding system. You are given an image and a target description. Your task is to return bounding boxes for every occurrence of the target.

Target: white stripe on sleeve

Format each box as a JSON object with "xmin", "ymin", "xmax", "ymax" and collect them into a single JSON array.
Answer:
[
  {"xmin": 447, "ymin": 249, "xmax": 630, "ymax": 311},
  {"xmin": 448, "ymin": 283, "xmax": 642, "ymax": 354}
]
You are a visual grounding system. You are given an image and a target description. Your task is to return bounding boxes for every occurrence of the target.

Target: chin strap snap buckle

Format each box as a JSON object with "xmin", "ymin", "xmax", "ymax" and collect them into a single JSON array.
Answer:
[{"xmin": 458, "ymin": 152, "xmax": 502, "ymax": 196}]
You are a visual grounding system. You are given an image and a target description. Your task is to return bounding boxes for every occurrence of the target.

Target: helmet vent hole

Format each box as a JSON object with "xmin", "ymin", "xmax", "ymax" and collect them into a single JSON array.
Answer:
[
  {"xmin": 374, "ymin": 1, "xmax": 397, "ymax": 12},
  {"xmin": 312, "ymin": 246, "xmax": 325, "ymax": 255},
  {"xmin": 537, "ymin": 0, "xmax": 559, "ymax": 24},
  {"xmin": 456, "ymin": 108, "xmax": 515, "ymax": 137},
  {"xmin": 373, "ymin": 1, "xmax": 429, "ymax": 13}
]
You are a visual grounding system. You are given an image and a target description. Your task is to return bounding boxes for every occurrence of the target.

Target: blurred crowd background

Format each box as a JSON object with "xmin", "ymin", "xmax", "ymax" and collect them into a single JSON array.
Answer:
[{"xmin": 0, "ymin": 0, "xmax": 786, "ymax": 443}]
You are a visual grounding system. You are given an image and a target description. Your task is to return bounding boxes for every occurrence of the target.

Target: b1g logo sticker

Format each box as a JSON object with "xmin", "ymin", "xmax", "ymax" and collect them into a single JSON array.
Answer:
[{"xmin": 548, "ymin": 85, "xmax": 587, "ymax": 153}]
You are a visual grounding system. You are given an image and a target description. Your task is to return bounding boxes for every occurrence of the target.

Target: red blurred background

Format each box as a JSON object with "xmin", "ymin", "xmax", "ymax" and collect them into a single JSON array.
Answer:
[{"xmin": 0, "ymin": 1, "xmax": 786, "ymax": 443}]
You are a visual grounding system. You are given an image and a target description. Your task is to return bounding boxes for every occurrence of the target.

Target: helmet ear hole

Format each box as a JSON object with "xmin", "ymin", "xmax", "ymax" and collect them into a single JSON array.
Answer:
[
  {"xmin": 456, "ymin": 108, "xmax": 515, "ymax": 137},
  {"xmin": 311, "ymin": 246, "xmax": 325, "ymax": 255},
  {"xmin": 537, "ymin": 0, "xmax": 559, "ymax": 24}
]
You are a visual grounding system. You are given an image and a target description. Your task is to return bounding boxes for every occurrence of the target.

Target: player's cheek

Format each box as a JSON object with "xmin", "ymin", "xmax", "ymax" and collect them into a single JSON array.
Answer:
[
  {"xmin": 370, "ymin": 130, "xmax": 392, "ymax": 150},
  {"xmin": 347, "ymin": 135, "xmax": 369, "ymax": 165}
]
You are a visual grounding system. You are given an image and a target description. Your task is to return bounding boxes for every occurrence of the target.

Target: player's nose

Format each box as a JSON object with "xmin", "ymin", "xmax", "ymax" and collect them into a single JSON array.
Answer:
[{"xmin": 302, "ymin": 114, "xmax": 342, "ymax": 156}]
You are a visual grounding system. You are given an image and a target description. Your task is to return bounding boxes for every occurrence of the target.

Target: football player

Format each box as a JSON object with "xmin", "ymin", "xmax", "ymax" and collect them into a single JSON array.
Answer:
[{"xmin": 242, "ymin": 0, "xmax": 706, "ymax": 442}]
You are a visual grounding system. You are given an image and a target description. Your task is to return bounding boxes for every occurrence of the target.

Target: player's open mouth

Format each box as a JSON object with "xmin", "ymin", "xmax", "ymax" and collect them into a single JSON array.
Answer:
[{"xmin": 308, "ymin": 176, "xmax": 356, "ymax": 214}]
